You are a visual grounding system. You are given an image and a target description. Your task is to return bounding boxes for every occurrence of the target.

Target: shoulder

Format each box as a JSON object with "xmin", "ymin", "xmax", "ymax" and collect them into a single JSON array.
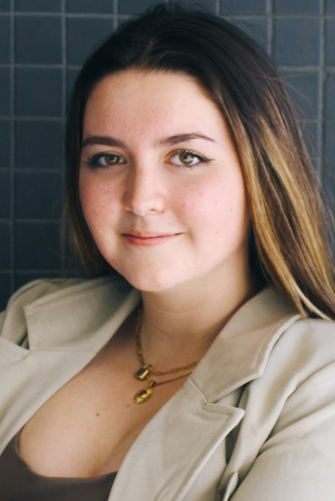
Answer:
[
  {"xmin": 228, "ymin": 317, "xmax": 335, "ymax": 500},
  {"xmin": 272, "ymin": 316, "xmax": 335, "ymax": 372},
  {"xmin": 0, "ymin": 276, "xmax": 133, "ymax": 345},
  {"xmin": 3, "ymin": 278, "xmax": 83, "ymax": 309},
  {"xmin": 249, "ymin": 316, "xmax": 335, "ymax": 408},
  {"xmin": 0, "ymin": 279, "xmax": 76, "ymax": 334}
]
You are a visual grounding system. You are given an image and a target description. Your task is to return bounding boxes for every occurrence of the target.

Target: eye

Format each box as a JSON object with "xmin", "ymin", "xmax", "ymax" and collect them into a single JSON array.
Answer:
[
  {"xmin": 169, "ymin": 149, "xmax": 210, "ymax": 167},
  {"xmin": 85, "ymin": 152, "xmax": 126, "ymax": 169}
]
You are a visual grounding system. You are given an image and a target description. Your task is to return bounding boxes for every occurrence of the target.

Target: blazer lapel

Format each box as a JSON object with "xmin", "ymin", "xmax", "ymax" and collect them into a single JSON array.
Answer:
[
  {"xmin": 109, "ymin": 379, "xmax": 244, "ymax": 501},
  {"xmin": 109, "ymin": 287, "xmax": 300, "ymax": 501},
  {"xmin": 0, "ymin": 279, "xmax": 140, "ymax": 452}
]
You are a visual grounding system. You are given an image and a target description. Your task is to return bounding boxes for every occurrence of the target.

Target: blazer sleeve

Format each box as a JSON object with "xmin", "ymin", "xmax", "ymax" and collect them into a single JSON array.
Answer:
[
  {"xmin": 229, "ymin": 357, "xmax": 335, "ymax": 500},
  {"xmin": 0, "ymin": 311, "xmax": 5, "ymax": 334}
]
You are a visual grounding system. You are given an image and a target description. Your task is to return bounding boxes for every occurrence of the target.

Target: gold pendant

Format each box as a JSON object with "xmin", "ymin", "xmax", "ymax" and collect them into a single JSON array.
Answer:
[
  {"xmin": 134, "ymin": 380, "xmax": 155, "ymax": 404},
  {"xmin": 135, "ymin": 365, "xmax": 150, "ymax": 380}
]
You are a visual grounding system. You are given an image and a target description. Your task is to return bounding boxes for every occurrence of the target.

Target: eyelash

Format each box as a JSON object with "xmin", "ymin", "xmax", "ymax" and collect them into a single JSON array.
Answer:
[
  {"xmin": 84, "ymin": 149, "xmax": 212, "ymax": 170},
  {"xmin": 169, "ymin": 149, "xmax": 211, "ymax": 168},
  {"xmin": 85, "ymin": 152, "xmax": 125, "ymax": 169}
]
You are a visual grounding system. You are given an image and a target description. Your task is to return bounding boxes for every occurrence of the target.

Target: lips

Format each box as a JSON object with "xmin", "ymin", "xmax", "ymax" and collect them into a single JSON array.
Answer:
[{"xmin": 121, "ymin": 231, "xmax": 183, "ymax": 247}]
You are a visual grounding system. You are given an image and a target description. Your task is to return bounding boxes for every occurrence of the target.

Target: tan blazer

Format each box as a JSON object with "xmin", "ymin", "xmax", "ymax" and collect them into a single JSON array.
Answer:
[{"xmin": 1, "ymin": 277, "xmax": 335, "ymax": 500}]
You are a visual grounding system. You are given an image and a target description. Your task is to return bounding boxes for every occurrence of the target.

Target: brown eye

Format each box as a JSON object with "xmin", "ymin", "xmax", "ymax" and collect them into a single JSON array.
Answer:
[
  {"xmin": 86, "ymin": 152, "xmax": 126, "ymax": 169},
  {"xmin": 101, "ymin": 154, "xmax": 123, "ymax": 166},
  {"xmin": 170, "ymin": 150, "xmax": 207, "ymax": 167},
  {"xmin": 179, "ymin": 151, "xmax": 198, "ymax": 165}
]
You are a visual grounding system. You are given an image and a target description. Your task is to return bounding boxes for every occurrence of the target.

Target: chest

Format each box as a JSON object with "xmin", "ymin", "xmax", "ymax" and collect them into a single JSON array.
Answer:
[
  {"xmin": 0, "ymin": 348, "xmax": 249, "ymax": 501},
  {"xmin": 17, "ymin": 353, "xmax": 188, "ymax": 477}
]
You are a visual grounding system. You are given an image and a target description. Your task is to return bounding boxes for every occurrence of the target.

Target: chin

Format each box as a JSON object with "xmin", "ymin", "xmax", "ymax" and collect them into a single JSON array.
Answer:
[{"xmin": 115, "ymin": 267, "xmax": 182, "ymax": 293}]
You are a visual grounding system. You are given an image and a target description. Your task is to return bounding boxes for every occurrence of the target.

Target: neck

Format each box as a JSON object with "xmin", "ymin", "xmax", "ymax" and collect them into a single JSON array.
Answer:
[{"xmin": 138, "ymin": 266, "xmax": 259, "ymax": 371}]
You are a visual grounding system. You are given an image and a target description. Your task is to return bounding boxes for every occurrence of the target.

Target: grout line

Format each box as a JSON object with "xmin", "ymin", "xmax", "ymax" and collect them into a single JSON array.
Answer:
[
  {"xmin": 61, "ymin": 0, "xmax": 66, "ymax": 117},
  {"xmin": 113, "ymin": 0, "xmax": 118, "ymax": 29},
  {"xmin": 0, "ymin": 270, "xmax": 66, "ymax": 274},
  {"xmin": 316, "ymin": 0, "xmax": 326, "ymax": 178},
  {"xmin": 0, "ymin": 63, "xmax": 64, "ymax": 68},
  {"xmin": 12, "ymin": 219, "xmax": 61, "ymax": 223},
  {"xmin": 5, "ymin": 12, "xmax": 335, "ymax": 18},
  {"xmin": 7, "ymin": 62, "xmax": 335, "ymax": 71},
  {"xmin": 61, "ymin": 0, "xmax": 66, "ymax": 221},
  {"xmin": 7, "ymin": 115, "xmax": 63, "ymax": 120},
  {"xmin": 59, "ymin": 0, "xmax": 66, "ymax": 276},
  {"xmin": 9, "ymin": 0, "xmax": 14, "ymax": 295},
  {"xmin": 278, "ymin": 65, "xmax": 325, "ymax": 71},
  {"xmin": 267, "ymin": 0, "xmax": 274, "ymax": 56},
  {"xmin": 8, "ymin": 12, "xmax": 115, "ymax": 18},
  {"xmin": 4, "ymin": 165, "xmax": 64, "ymax": 170},
  {"xmin": 3, "ymin": 12, "xmax": 335, "ymax": 18}
]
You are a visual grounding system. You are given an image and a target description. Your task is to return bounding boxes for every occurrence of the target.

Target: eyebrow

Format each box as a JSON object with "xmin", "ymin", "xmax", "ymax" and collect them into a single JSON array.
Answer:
[
  {"xmin": 81, "ymin": 136, "xmax": 126, "ymax": 149},
  {"xmin": 81, "ymin": 133, "xmax": 216, "ymax": 149},
  {"xmin": 157, "ymin": 133, "xmax": 217, "ymax": 146}
]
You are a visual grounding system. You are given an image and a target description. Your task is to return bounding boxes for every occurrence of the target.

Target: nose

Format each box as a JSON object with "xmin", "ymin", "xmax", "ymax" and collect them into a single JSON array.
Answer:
[{"xmin": 122, "ymin": 166, "xmax": 165, "ymax": 216}]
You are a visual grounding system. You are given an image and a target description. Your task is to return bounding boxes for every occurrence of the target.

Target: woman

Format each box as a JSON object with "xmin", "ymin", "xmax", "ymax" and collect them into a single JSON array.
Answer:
[{"xmin": 1, "ymin": 3, "xmax": 335, "ymax": 500}]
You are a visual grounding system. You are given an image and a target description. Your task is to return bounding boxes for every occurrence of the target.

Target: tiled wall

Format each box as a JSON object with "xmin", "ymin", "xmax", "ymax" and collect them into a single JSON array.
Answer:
[{"xmin": 0, "ymin": 0, "xmax": 334, "ymax": 309}]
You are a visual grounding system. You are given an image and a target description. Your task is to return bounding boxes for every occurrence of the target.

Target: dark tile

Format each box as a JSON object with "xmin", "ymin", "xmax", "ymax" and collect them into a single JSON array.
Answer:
[
  {"xmin": 118, "ymin": 0, "xmax": 163, "ymax": 15},
  {"xmin": 321, "ymin": 162, "xmax": 335, "ymax": 210},
  {"xmin": 323, "ymin": 122, "xmax": 335, "ymax": 211},
  {"xmin": 0, "ymin": 67, "xmax": 10, "ymax": 116},
  {"xmin": 274, "ymin": 18, "xmax": 320, "ymax": 67},
  {"xmin": 325, "ymin": 73, "xmax": 335, "ymax": 119},
  {"xmin": 66, "ymin": 17, "xmax": 114, "ymax": 66},
  {"xmin": 15, "ymin": 221, "xmax": 61, "ymax": 270},
  {"xmin": 0, "ymin": 16, "xmax": 10, "ymax": 64},
  {"xmin": 325, "ymin": 20, "xmax": 335, "ymax": 67},
  {"xmin": 15, "ymin": 68, "xmax": 62, "ymax": 117},
  {"xmin": 0, "ymin": 0, "xmax": 10, "ymax": 12},
  {"xmin": 15, "ymin": 0, "xmax": 61, "ymax": 11},
  {"xmin": 66, "ymin": 0, "xmax": 113, "ymax": 13},
  {"xmin": 300, "ymin": 120, "xmax": 318, "ymax": 159},
  {"xmin": 66, "ymin": 67, "xmax": 80, "ymax": 103},
  {"xmin": 14, "ymin": 271, "xmax": 62, "ymax": 290},
  {"xmin": 0, "ymin": 0, "xmax": 10, "ymax": 11},
  {"xmin": 281, "ymin": 71, "xmax": 319, "ymax": 120},
  {"xmin": 0, "ymin": 273, "xmax": 11, "ymax": 312},
  {"xmin": 0, "ymin": 170, "xmax": 10, "ymax": 218},
  {"xmin": 324, "ymin": 121, "xmax": 335, "ymax": 171},
  {"xmin": 0, "ymin": 221, "xmax": 10, "ymax": 268},
  {"xmin": 0, "ymin": 120, "xmax": 10, "ymax": 166},
  {"xmin": 15, "ymin": 15, "xmax": 62, "ymax": 64},
  {"xmin": 325, "ymin": 0, "xmax": 335, "ymax": 13},
  {"xmin": 15, "ymin": 120, "xmax": 63, "ymax": 169},
  {"xmin": 221, "ymin": 0, "xmax": 266, "ymax": 15},
  {"xmin": 231, "ymin": 18, "xmax": 267, "ymax": 50},
  {"xmin": 176, "ymin": 0, "xmax": 216, "ymax": 12},
  {"xmin": 274, "ymin": 0, "xmax": 321, "ymax": 14},
  {"xmin": 15, "ymin": 171, "xmax": 63, "ymax": 218}
]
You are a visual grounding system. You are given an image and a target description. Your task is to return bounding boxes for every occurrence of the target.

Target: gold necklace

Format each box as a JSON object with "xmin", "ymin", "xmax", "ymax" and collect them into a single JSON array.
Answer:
[{"xmin": 133, "ymin": 309, "xmax": 199, "ymax": 404}]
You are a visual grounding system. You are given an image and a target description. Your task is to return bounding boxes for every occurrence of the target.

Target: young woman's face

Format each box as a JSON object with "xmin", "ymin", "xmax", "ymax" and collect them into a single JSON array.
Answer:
[{"xmin": 79, "ymin": 70, "xmax": 250, "ymax": 292}]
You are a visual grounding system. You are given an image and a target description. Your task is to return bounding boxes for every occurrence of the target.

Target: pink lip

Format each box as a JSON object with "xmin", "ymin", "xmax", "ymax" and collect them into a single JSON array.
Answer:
[{"xmin": 122, "ymin": 232, "xmax": 182, "ymax": 247}]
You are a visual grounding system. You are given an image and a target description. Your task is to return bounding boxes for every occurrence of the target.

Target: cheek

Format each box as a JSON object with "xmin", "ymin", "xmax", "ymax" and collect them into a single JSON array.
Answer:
[
  {"xmin": 181, "ymin": 179, "xmax": 244, "ymax": 217},
  {"xmin": 180, "ymin": 176, "xmax": 249, "ymax": 239},
  {"xmin": 79, "ymin": 175, "xmax": 116, "ymax": 231}
]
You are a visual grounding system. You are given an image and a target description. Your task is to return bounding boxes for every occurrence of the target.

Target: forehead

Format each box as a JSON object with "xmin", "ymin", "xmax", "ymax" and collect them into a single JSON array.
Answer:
[{"xmin": 83, "ymin": 69, "xmax": 225, "ymax": 141}]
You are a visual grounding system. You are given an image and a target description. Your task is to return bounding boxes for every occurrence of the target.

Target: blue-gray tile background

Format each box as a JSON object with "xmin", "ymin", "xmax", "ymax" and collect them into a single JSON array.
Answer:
[{"xmin": 0, "ymin": 0, "xmax": 334, "ymax": 309}]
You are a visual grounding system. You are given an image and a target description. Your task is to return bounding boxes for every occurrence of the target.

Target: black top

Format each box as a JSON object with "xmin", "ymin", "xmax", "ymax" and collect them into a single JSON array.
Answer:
[{"xmin": 0, "ymin": 433, "xmax": 117, "ymax": 501}]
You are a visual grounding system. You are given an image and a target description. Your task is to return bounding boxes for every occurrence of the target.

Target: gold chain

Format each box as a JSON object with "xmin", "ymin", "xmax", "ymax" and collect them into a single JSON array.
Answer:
[{"xmin": 133, "ymin": 308, "xmax": 199, "ymax": 404}]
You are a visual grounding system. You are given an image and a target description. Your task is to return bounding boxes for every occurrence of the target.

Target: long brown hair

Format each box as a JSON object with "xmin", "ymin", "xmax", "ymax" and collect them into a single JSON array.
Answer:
[{"xmin": 64, "ymin": 3, "xmax": 335, "ymax": 319}]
